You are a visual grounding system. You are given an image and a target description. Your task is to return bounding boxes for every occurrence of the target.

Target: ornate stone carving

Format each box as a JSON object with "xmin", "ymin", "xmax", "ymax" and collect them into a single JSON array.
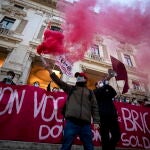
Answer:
[
  {"xmin": 44, "ymin": 16, "xmax": 63, "ymax": 27},
  {"xmin": 118, "ymin": 43, "xmax": 133, "ymax": 53},
  {"xmin": 1, "ymin": 4, "xmax": 27, "ymax": 19}
]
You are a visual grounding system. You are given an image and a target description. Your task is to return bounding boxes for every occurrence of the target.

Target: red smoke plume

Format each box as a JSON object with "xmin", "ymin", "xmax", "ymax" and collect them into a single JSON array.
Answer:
[{"xmin": 38, "ymin": 0, "xmax": 150, "ymax": 74}]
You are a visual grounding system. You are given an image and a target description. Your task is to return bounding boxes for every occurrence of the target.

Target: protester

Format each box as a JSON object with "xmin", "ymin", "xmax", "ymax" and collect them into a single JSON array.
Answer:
[
  {"xmin": 1, "ymin": 70, "xmax": 16, "ymax": 85},
  {"xmin": 47, "ymin": 81, "xmax": 52, "ymax": 91},
  {"xmin": 33, "ymin": 81, "xmax": 40, "ymax": 87},
  {"xmin": 52, "ymin": 87, "xmax": 59, "ymax": 92},
  {"xmin": 94, "ymin": 79, "xmax": 121, "ymax": 150},
  {"xmin": 131, "ymin": 98, "xmax": 140, "ymax": 106},
  {"xmin": 47, "ymin": 68, "xmax": 100, "ymax": 150}
]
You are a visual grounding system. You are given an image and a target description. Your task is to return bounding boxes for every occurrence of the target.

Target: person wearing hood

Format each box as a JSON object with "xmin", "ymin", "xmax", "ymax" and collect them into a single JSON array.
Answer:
[
  {"xmin": 94, "ymin": 80, "xmax": 121, "ymax": 150},
  {"xmin": 1, "ymin": 71, "xmax": 16, "ymax": 85},
  {"xmin": 48, "ymin": 69, "xmax": 100, "ymax": 150}
]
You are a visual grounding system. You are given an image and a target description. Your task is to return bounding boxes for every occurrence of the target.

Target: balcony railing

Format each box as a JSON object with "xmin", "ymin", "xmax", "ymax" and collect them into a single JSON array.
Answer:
[
  {"xmin": 85, "ymin": 52, "xmax": 104, "ymax": 62},
  {"xmin": 130, "ymin": 88, "xmax": 146, "ymax": 96},
  {"xmin": 0, "ymin": 24, "xmax": 14, "ymax": 36},
  {"xmin": 0, "ymin": 24, "xmax": 22, "ymax": 43}
]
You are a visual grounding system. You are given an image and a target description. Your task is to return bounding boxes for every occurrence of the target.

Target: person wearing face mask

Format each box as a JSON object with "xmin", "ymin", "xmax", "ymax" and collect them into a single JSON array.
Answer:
[
  {"xmin": 47, "ymin": 68, "xmax": 100, "ymax": 150},
  {"xmin": 1, "ymin": 71, "xmax": 16, "ymax": 85},
  {"xmin": 93, "ymin": 79, "xmax": 121, "ymax": 150},
  {"xmin": 33, "ymin": 81, "xmax": 40, "ymax": 87}
]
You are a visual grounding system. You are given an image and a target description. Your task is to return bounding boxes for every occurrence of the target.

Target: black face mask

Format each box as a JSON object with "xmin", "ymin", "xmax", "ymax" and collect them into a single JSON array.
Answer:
[{"xmin": 76, "ymin": 82, "xmax": 87, "ymax": 87}]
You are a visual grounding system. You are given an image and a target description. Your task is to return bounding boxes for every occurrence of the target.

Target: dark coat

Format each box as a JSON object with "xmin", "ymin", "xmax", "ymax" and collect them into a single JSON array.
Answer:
[
  {"xmin": 94, "ymin": 84, "xmax": 117, "ymax": 117},
  {"xmin": 1, "ymin": 78, "xmax": 16, "ymax": 85}
]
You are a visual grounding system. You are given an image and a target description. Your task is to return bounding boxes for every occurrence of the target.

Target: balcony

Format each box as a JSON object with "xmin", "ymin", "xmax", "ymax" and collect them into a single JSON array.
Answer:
[
  {"xmin": 0, "ymin": 25, "xmax": 22, "ymax": 43},
  {"xmin": 0, "ymin": 26, "xmax": 14, "ymax": 36},
  {"xmin": 85, "ymin": 52, "xmax": 105, "ymax": 62},
  {"xmin": 130, "ymin": 88, "xmax": 147, "ymax": 96}
]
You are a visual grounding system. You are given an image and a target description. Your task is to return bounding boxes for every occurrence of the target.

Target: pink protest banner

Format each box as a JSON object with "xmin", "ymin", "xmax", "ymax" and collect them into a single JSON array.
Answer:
[{"xmin": 0, "ymin": 83, "xmax": 150, "ymax": 149}]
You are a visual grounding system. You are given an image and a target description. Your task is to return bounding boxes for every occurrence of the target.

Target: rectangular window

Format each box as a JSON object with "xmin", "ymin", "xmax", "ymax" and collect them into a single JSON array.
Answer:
[
  {"xmin": 90, "ymin": 44, "xmax": 100, "ymax": 60},
  {"xmin": 132, "ymin": 81, "xmax": 141, "ymax": 90},
  {"xmin": 37, "ymin": 25, "xmax": 45, "ymax": 39},
  {"xmin": 91, "ymin": 44, "xmax": 100, "ymax": 56},
  {"xmin": 124, "ymin": 54, "xmax": 133, "ymax": 67},
  {"xmin": 15, "ymin": 19, "xmax": 27, "ymax": 34},
  {"xmin": 0, "ymin": 17, "xmax": 16, "ymax": 29}
]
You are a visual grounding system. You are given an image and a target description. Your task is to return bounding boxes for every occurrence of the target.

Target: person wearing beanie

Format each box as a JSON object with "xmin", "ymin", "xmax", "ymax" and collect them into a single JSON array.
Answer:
[{"xmin": 47, "ymin": 69, "xmax": 100, "ymax": 150}]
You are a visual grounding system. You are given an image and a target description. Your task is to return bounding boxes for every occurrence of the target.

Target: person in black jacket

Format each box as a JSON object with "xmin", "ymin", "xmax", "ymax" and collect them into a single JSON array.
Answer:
[
  {"xmin": 1, "ymin": 71, "xmax": 16, "ymax": 85},
  {"xmin": 94, "ymin": 79, "xmax": 121, "ymax": 150}
]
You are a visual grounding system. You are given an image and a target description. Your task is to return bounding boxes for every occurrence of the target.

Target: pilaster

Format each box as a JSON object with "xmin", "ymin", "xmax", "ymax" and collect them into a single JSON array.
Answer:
[{"xmin": 0, "ymin": 45, "xmax": 34, "ymax": 84}]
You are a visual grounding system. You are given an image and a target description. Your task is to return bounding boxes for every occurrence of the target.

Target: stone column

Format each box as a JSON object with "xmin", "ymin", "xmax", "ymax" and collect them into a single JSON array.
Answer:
[{"xmin": 0, "ymin": 45, "xmax": 34, "ymax": 84}]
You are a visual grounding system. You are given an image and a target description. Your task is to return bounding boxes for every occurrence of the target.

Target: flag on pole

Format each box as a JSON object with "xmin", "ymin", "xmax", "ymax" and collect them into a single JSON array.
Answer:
[{"xmin": 110, "ymin": 56, "xmax": 129, "ymax": 94}]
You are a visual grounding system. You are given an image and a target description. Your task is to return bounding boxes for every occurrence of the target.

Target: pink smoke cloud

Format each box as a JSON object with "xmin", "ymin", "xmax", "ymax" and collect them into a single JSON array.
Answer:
[
  {"xmin": 57, "ymin": 0, "xmax": 150, "ymax": 72},
  {"xmin": 39, "ymin": 0, "xmax": 150, "ymax": 74},
  {"xmin": 37, "ymin": 29, "xmax": 65, "ymax": 56},
  {"xmin": 61, "ymin": 0, "xmax": 99, "ymax": 62}
]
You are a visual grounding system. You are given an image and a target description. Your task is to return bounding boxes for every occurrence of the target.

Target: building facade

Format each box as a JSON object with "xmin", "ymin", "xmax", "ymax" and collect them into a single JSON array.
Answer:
[{"xmin": 0, "ymin": 0, "xmax": 149, "ymax": 104}]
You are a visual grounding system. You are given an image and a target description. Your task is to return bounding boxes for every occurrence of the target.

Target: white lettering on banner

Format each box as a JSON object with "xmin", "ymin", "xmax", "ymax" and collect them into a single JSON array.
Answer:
[
  {"xmin": 92, "ymin": 130, "xmax": 101, "ymax": 142},
  {"xmin": 34, "ymin": 92, "xmax": 64, "ymax": 122},
  {"xmin": 143, "ymin": 112, "xmax": 150, "ymax": 134},
  {"xmin": 39, "ymin": 124, "xmax": 63, "ymax": 140},
  {"xmin": 0, "ymin": 87, "xmax": 2, "ymax": 94},
  {"xmin": 121, "ymin": 108, "xmax": 150, "ymax": 133},
  {"xmin": 121, "ymin": 133, "xmax": 150, "ymax": 149},
  {"xmin": 39, "ymin": 125, "xmax": 102, "ymax": 142},
  {"xmin": 143, "ymin": 136, "xmax": 150, "ymax": 149},
  {"xmin": 34, "ymin": 92, "xmax": 46, "ymax": 118},
  {"xmin": 0, "ymin": 87, "xmax": 25, "ymax": 115}
]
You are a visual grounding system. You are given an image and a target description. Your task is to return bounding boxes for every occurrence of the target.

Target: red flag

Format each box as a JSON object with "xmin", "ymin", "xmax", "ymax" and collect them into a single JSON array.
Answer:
[{"xmin": 110, "ymin": 56, "xmax": 129, "ymax": 94}]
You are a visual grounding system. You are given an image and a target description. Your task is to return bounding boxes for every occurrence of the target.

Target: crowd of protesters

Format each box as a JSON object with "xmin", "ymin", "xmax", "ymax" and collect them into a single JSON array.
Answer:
[
  {"xmin": 0, "ymin": 69, "xmax": 149, "ymax": 150},
  {"xmin": 114, "ymin": 95, "xmax": 149, "ymax": 107},
  {"xmin": 0, "ymin": 70, "xmax": 149, "ymax": 106}
]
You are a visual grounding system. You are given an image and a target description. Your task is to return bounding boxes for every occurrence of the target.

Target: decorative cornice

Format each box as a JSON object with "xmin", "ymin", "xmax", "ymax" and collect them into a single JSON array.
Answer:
[
  {"xmin": 12, "ymin": 0, "xmax": 56, "ymax": 15},
  {"xmin": 118, "ymin": 43, "xmax": 134, "ymax": 54},
  {"xmin": 30, "ymin": 0, "xmax": 57, "ymax": 9},
  {"xmin": 1, "ymin": 4, "xmax": 27, "ymax": 19}
]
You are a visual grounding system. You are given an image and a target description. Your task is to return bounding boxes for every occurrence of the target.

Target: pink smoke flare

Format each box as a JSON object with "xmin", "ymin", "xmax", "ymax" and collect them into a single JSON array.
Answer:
[
  {"xmin": 57, "ymin": 0, "xmax": 150, "ymax": 72},
  {"xmin": 39, "ymin": 0, "xmax": 150, "ymax": 75}
]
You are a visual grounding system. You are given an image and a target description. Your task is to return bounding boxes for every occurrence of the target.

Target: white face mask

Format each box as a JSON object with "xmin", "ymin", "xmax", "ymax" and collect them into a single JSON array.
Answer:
[
  {"xmin": 99, "ymin": 83, "xmax": 104, "ymax": 87},
  {"xmin": 34, "ymin": 83, "xmax": 39, "ymax": 87},
  {"xmin": 76, "ymin": 76, "xmax": 86, "ymax": 82},
  {"xmin": 104, "ymin": 80, "xmax": 109, "ymax": 85}
]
